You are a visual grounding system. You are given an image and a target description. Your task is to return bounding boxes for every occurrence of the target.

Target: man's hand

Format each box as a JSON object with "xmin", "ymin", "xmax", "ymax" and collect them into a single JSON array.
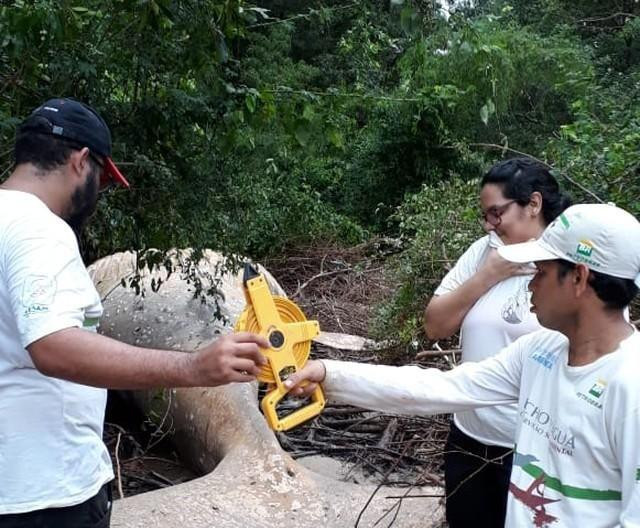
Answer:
[
  {"xmin": 283, "ymin": 359, "xmax": 326, "ymax": 397},
  {"xmin": 189, "ymin": 332, "xmax": 270, "ymax": 386},
  {"xmin": 28, "ymin": 328, "xmax": 270, "ymax": 389}
]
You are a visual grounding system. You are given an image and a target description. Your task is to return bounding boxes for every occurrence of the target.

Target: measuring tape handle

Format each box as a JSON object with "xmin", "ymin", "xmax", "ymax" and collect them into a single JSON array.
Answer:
[{"xmin": 261, "ymin": 384, "xmax": 326, "ymax": 432}]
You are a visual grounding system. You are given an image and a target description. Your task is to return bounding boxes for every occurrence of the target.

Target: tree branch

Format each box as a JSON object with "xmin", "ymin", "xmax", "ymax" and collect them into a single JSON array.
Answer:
[
  {"xmin": 461, "ymin": 142, "xmax": 606, "ymax": 203},
  {"xmin": 576, "ymin": 12, "xmax": 637, "ymax": 24}
]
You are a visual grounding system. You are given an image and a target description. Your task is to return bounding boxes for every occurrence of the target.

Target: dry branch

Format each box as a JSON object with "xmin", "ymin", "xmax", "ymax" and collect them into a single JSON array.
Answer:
[{"xmin": 415, "ymin": 349, "xmax": 461, "ymax": 359}]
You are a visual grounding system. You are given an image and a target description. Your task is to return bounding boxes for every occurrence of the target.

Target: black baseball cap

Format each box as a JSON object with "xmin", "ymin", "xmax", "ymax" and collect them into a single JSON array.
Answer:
[{"xmin": 20, "ymin": 98, "xmax": 129, "ymax": 188}]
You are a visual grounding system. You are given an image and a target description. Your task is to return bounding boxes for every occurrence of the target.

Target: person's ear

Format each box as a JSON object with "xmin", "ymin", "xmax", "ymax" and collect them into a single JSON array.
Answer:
[
  {"xmin": 574, "ymin": 264, "xmax": 591, "ymax": 296},
  {"xmin": 529, "ymin": 191, "xmax": 542, "ymax": 217},
  {"xmin": 68, "ymin": 147, "xmax": 91, "ymax": 179}
]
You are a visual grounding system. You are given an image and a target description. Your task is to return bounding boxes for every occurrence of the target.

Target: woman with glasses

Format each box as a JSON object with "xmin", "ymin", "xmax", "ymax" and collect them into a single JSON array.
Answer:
[{"xmin": 424, "ymin": 157, "xmax": 571, "ymax": 528}]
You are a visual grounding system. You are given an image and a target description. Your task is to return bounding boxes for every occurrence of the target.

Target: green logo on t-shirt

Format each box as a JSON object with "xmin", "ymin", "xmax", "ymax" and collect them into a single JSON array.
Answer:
[{"xmin": 588, "ymin": 379, "xmax": 606, "ymax": 398}]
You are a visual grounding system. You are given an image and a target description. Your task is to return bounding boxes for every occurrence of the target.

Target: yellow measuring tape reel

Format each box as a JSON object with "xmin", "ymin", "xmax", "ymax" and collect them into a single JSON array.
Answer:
[{"xmin": 235, "ymin": 264, "xmax": 325, "ymax": 432}]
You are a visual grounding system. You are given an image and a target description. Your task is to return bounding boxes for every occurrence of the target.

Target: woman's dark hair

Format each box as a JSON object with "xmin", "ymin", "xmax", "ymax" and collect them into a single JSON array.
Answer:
[
  {"xmin": 556, "ymin": 260, "xmax": 638, "ymax": 309},
  {"xmin": 481, "ymin": 157, "xmax": 572, "ymax": 226}
]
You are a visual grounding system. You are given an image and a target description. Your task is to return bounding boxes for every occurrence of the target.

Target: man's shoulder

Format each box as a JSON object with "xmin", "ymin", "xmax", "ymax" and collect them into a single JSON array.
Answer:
[
  {"xmin": 0, "ymin": 191, "xmax": 74, "ymax": 246},
  {"xmin": 514, "ymin": 329, "xmax": 568, "ymax": 365},
  {"xmin": 517, "ymin": 328, "xmax": 567, "ymax": 348},
  {"xmin": 610, "ymin": 331, "xmax": 640, "ymax": 381}
]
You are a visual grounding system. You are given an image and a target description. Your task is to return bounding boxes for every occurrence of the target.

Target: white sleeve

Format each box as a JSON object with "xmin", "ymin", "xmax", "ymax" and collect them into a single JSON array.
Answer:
[
  {"xmin": 3, "ymin": 217, "xmax": 97, "ymax": 347},
  {"xmin": 434, "ymin": 236, "xmax": 489, "ymax": 295},
  {"xmin": 609, "ymin": 383, "xmax": 640, "ymax": 525},
  {"xmin": 322, "ymin": 338, "xmax": 526, "ymax": 416}
]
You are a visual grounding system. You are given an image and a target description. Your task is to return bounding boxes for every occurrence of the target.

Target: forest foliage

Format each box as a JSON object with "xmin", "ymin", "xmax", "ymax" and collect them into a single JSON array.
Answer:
[{"xmin": 1, "ymin": 0, "xmax": 639, "ymax": 347}]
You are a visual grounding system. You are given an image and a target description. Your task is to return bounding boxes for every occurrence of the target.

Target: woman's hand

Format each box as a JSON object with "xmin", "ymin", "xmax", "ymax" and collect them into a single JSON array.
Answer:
[
  {"xmin": 424, "ymin": 244, "xmax": 534, "ymax": 340},
  {"xmin": 479, "ymin": 248, "xmax": 532, "ymax": 287}
]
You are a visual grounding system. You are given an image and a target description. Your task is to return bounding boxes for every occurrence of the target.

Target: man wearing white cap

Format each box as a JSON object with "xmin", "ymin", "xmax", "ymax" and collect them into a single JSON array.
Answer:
[{"xmin": 285, "ymin": 203, "xmax": 640, "ymax": 527}]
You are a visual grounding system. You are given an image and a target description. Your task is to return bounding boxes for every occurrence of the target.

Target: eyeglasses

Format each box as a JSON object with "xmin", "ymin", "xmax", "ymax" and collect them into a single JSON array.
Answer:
[
  {"xmin": 479, "ymin": 200, "xmax": 518, "ymax": 226},
  {"xmin": 88, "ymin": 152, "xmax": 114, "ymax": 194}
]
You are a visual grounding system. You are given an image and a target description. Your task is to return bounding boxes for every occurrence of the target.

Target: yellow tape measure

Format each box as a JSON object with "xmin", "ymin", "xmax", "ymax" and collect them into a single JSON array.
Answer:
[{"xmin": 235, "ymin": 264, "xmax": 325, "ymax": 431}]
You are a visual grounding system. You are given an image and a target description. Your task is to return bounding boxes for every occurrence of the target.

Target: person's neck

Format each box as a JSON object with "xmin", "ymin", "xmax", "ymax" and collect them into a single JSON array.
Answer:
[
  {"xmin": 1, "ymin": 164, "xmax": 66, "ymax": 217},
  {"xmin": 531, "ymin": 219, "xmax": 546, "ymax": 240},
  {"xmin": 565, "ymin": 309, "xmax": 633, "ymax": 366}
]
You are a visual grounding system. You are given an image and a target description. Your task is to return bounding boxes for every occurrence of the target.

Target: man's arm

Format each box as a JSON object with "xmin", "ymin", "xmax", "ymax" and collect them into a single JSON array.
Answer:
[
  {"xmin": 285, "ymin": 337, "xmax": 527, "ymax": 417},
  {"xmin": 28, "ymin": 328, "xmax": 268, "ymax": 389}
]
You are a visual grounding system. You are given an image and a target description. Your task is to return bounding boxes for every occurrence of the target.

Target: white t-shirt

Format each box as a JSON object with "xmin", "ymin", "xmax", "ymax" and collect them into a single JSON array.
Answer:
[
  {"xmin": 0, "ymin": 190, "xmax": 113, "ymax": 514},
  {"xmin": 434, "ymin": 233, "xmax": 540, "ymax": 446},
  {"xmin": 323, "ymin": 329, "xmax": 640, "ymax": 527}
]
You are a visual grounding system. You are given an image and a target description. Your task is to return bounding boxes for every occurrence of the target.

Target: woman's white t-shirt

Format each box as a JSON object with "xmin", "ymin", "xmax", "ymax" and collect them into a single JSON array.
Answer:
[{"xmin": 434, "ymin": 233, "xmax": 541, "ymax": 446}]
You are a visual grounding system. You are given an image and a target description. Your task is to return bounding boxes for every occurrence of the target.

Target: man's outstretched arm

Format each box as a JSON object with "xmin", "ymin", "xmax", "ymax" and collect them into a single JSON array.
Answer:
[{"xmin": 284, "ymin": 335, "xmax": 532, "ymax": 417}]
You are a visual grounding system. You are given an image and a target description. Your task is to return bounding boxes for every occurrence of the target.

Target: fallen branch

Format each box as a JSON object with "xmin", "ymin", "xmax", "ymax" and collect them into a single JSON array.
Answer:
[
  {"xmin": 415, "ymin": 349, "xmax": 461, "ymax": 359},
  {"xmin": 355, "ymin": 436, "xmax": 418, "ymax": 528},
  {"xmin": 377, "ymin": 418, "xmax": 399, "ymax": 449},
  {"xmin": 292, "ymin": 267, "xmax": 352, "ymax": 298},
  {"xmin": 115, "ymin": 432, "xmax": 125, "ymax": 499},
  {"xmin": 150, "ymin": 470, "xmax": 176, "ymax": 486},
  {"xmin": 384, "ymin": 494, "xmax": 445, "ymax": 499}
]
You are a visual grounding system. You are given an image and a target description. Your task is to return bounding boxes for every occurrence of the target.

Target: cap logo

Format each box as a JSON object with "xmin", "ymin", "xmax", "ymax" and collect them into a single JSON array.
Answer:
[
  {"xmin": 52, "ymin": 125, "xmax": 63, "ymax": 135},
  {"xmin": 43, "ymin": 106, "xmax": 59, "ymax": 112},
  {"xmin": 576, "ymin": 239, "xmax": 594, "ymax": 258}
]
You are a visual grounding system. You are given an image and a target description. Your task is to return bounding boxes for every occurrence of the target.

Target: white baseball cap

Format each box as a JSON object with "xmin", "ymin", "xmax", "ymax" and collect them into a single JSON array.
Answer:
[{"xmin": 498, "ymin": 203, "xmax": 640, "ymax": 287}]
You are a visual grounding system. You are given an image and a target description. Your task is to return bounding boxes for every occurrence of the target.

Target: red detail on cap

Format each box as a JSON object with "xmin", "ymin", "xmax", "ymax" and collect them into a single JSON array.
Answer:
[{"xmin": 104, "ymin": 157, "xmax": 130, "ymax": 188}]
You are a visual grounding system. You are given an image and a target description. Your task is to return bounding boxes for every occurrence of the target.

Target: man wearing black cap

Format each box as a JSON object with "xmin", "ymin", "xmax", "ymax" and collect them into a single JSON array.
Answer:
[{"xmin": 0, "ymin": 98, "xmax": 268, "ymax": 527}]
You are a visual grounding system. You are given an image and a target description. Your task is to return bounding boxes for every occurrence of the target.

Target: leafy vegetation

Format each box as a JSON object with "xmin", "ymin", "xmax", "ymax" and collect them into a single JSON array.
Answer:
[{"xmin": 2, "ymin": 0, "xmax": 639, "ymax": 347}]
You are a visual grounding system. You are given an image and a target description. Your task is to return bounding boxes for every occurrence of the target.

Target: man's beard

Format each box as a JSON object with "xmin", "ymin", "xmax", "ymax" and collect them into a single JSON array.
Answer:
[{"xmin": 63, "ymin": 165, "xmax": 100, "ymax": 234}]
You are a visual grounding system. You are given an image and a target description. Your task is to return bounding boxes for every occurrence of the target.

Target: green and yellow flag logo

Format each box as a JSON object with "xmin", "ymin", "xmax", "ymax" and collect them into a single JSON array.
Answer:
[
  {"xmin": 577, "ymin": 239, "xmax": 594, "ymax": 258},
  {"xmin": 588, "ymin": 379, "xmax": 607, "ymax": 398}
]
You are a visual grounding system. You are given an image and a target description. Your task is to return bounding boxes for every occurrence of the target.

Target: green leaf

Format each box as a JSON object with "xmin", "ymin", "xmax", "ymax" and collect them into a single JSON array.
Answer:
[
  {"xmin": 459, "ymin": 41, "xmax": 474, "ymax": 53},
  {"xmin": 327, "ymin": 127, "xmax": 344, "ymax": 149},
  {"xmin": 245, "ymin": 93, "xmax": 256, "ymax": 113},
  {"xmin": 480, "ymin": 104, "xmax": 489, "ymax": 125},
  {"xmin": 400, "ymin": 6, "xmax": 420, "ymax": 36},
  {"xmin": 302, "ymin": 104, "xmax": 315, "ymax": 121},
  {"xmin": 248, "ymin": 7, "xmax": 270, "ymax": 19},
  {"xmin": 294, "ymin": 119, "xmax": 311, "ymax": 147},
  {"xmin": 215, "ymin": 34, "xmax": 229, "ymax": 63},
  {"xmin": 480, "ymin": 99, "xmax": 495, "ymax": 125}
]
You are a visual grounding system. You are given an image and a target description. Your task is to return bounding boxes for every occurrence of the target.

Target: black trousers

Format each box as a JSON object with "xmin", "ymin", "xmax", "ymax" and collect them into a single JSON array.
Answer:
[
  {"xmin": 0, "ymin": 482, "xmax": 112, "ymax": 528},
  {"xmin": 444, "ymin": 422, "xmax": 513, "ymax": 528}
]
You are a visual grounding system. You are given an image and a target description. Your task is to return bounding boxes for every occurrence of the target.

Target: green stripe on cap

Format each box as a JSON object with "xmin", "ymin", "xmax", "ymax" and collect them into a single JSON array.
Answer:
[
  {"xmin": 560, "ymin": 214, "xmax": 570, "ymax": 229},
  {"xmin": 522, "ymin": 464, "xmax": 621, "ymax": 501}
]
